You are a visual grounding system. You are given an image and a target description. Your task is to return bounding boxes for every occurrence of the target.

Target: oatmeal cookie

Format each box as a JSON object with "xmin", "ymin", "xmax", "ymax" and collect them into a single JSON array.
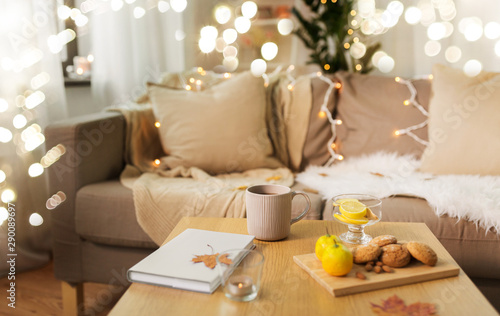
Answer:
[
  {"xmin": 380, "ymin": 244, "xmax": 411, "ymax": 268},
  {"xmin": 406, "ymin": 241, "xmax": 438, "ymax": 266},
  {"xmin": 352, "ymin": 244, "xmax": 381, "ymax": 264},
  {"xmin": 370, "ymin": 235, "xmax": 397, "ymax": 247}
]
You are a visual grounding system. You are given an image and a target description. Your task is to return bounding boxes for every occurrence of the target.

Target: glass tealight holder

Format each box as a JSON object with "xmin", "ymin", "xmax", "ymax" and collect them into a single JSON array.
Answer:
[{"xmin": 217, "ymin": 249, "xmax": 264, "ymax": 302}]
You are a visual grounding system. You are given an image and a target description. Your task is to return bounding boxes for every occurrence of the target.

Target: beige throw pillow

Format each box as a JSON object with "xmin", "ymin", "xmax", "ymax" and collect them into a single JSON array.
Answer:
[
  {"xmin": 148, "ymin": 71, "xmax": 283, "ymax": 174},
  {"xmin": 334, "ymin": 71, "xmax": 431, "ymax": 158},
  {"xmin": 419, "ymin": 64, "xmax": 500, "ymax": 175}
]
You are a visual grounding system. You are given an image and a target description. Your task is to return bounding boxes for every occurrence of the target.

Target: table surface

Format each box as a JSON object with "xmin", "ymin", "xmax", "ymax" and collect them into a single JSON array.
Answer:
[{"xmin": 109, "ymin": 218, "xmax": 498, "ymax": 316}]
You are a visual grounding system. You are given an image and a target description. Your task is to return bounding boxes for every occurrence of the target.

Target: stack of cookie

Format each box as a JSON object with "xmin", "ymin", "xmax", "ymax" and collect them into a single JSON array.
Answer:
[{"xmin": 351, "ymin": 235, "xmax": 438, "ymax": 273}]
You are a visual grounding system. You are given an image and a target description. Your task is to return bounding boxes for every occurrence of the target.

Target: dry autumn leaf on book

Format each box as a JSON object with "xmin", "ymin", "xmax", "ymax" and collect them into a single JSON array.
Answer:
[
  {"xmin": 192, "ymin": 247, "xmax": 233, "ymax": 269},
  {"xmin": 370, "ymin": 295, "xmax": 437, "ymax": 316}
]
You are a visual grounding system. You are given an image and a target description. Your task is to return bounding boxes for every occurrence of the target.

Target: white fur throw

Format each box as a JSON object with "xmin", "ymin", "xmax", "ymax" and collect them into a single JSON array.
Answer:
[{"xmin": 296, "ymin": 152, "xmax": 500, "ymax": 234}]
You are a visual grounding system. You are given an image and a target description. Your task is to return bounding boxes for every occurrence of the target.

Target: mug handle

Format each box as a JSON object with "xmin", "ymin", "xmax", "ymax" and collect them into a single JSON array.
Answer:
[{"xmin": 290, "ymin": 191, "xmax": 311, "ymax": 225}]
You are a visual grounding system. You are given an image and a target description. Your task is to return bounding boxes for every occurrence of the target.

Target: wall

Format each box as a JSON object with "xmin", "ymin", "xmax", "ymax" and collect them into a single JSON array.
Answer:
[{"xmin": 64, "ymin": 84, "xmax": 96, "ymax": 118}]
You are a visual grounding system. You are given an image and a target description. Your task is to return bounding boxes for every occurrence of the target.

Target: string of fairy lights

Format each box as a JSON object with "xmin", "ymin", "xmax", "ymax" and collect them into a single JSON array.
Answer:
[{"xmin": 393, "ymin": 76, "xmax": 431, "ymax": 147}]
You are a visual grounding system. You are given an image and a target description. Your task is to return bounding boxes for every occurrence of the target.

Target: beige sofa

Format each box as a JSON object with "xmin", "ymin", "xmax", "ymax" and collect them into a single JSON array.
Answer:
[{"xmin": 46, "ymin": 70, "xmax": 500, "ymax": 313}]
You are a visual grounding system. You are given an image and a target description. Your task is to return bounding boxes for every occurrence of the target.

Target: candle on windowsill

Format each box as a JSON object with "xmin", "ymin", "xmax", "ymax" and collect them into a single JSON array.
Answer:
[{"xmin": 73, "ymin": 56, "xmax": 91, "ymax": 77}]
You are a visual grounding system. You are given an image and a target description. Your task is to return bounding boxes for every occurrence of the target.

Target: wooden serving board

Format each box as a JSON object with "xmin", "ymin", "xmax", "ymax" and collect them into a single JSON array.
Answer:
[{"xmin": 293, "ymin": 253, "xmax": 460, "ymax": 297}]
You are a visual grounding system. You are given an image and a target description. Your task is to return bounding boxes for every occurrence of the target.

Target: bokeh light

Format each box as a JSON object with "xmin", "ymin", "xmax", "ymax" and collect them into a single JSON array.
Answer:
[
  {"xmin": 223, "ymin": 29, "xmax": 238, "ymax": 44},
  {"xmin": 427, "ymin": 22, "xmax": 446, "ymax": 40},
  {"xmin": 214, "ymin": 5, "xmax": 231, "ymax": 24},
  {"xmin": 13, "ymin": 114, "xmax": 27, "ymax": 129},
  {"xmin": 223, "ymin": 45, "xmax": 238, "ymax": 59},
  {"xmin": 278, "ymin": 19, "xmax": 294, "ymax": 35},
  {"xmin": 445, "ymin": 46, "xmax": 461, "ymax": 63},
  {"xmin": 223, "ymin": 57, "xmax": 239, "ymax": 72},
  {"xmin": 404, "ymin": 6, "xmax": 421, "ymax": 25},
  {"xmin": 250, "ymin": 59, "xmax": 267, "ymax": 77},
  {"xmin": 215, "ymin": 37, "xmax": 226, "ymax": 52},
  {"xmin": 235, "ymin": 17, "xmax": 251, "ymax": 34},
  {"xmin": 170, "ymin": 0, "xmax": 187, "ymax": 13},
  {"xmin": 111, "ymin": 0, "xmax": 124, "ymax": 11},
  {"xmin": 463, "ymin": 59, "xmax": 482, "ymax": 77},
  {"xmin": 419, "ymin": 2, "xmax": 436, "ymax": 26},
  {"xmin": 158, "ymin": 1, "xmax": 170, "ymax": 13},
  {"xmin": 371, "ymin": 51, "xmax": 387, "ymax": 68},
  {"xmin": 75, "ymin": 14, "xmax": 89, "ymax": 26},
  {"xmin": 25, "ymin": 91, "xmax": 45, "ymax": 109},
  {"xmin": 261, "ymin": 42, "xmax": 278, "ymax": 61},
  {"xmin": 241, "ymin": 1, "xmax": 258, "ymax": 19},
  {"xmin": 175, "ymin": 30, "xmax": 186, "ymax": 41},
  {"xmin": 0, "ymin": 98, "xmax": 8, "ymax": 112},
  {"xmin": 133, "ymin": 7, "xmax": 146, "ymax": 19},
  {"xmin": 29, "ymin": 213, "xmax": 44, "ymax": 226},
  {"xmin": 485, "ymin": 22, "xmax": 500, "ymax": 40},
  {"xmin": 0, "ymin": 207, "xmax": 7, "ymax": 223},
  {"xmin": 57, "ymin": 5, "xmax": 71, "ymax": 19},
  {"xmin": 199, "ymin": 37, "xmax": 216, "ymax": 53},
  {"xmin": 31, "ymin": 72, "xmax": 51, "ymax": 90},
  {"xmin": 1, "ymin": 189, "xmax": 16, "ymax": 203},
  {"xmin": 0, "ymin": 127, "xmax": 13, "ymax": 143},
  {"xmin": 200, "ymin": 26, "xmax": 218, "ymax": 39},
  {"xmin": 378, "ymin": 55, "xmax": 395, "ymax": 73},
  {"xmin": 424, "ymin": 40, "xmax": 441, "ymax": 57},
  {"xmin": 460, "ymin": 17, "xmax": 483, "ymax": 42},
  {"xmin": 28, "ymin": 163, "xmax": 44, "ymax": 177},
  {"xmin": 0, "ymin": 170, "xmax": 5, "ymax": 183},
  {"xmin": 349, "ymin": 42, "xmax": 367, "ymax": 59},
  {"xmin": 387, "ymin": 1, "xmax": 404, "ymax": 16}
]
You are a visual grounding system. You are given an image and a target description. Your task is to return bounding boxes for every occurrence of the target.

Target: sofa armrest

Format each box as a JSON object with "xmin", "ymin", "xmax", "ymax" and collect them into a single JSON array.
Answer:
[{"xmin": 45, "ymin": 111, "xmax": 125, "ymax": 283}]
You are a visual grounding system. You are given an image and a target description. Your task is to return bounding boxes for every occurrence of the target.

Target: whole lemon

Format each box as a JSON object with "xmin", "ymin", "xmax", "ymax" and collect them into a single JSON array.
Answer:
[
  {"xmin": 322, "ymin": 242, "xmax": 353, "ymax": 276},
  {"xmin": 315, "ymin": 234, "xmax": 341, "ymax": 261}
]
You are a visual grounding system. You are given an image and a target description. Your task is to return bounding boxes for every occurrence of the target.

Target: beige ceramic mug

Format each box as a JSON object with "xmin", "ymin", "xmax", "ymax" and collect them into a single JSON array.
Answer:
[{"xmin": 246, "ymin": 184, "xmax": 311, "ymax": 241}]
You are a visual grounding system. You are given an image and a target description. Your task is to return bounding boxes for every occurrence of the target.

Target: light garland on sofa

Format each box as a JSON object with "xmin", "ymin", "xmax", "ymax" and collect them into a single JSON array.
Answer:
[
  {"xmin": 283, "ymin": 66, "xmax": 344, "ymax": 165},
  {"xmin": 393, "ymin": 76, "xmax": 431, "ymax": 147}
]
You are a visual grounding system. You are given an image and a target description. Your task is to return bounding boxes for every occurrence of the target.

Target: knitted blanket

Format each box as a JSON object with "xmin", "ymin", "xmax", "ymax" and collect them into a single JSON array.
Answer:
[{"xmin": 121, "ymin": 166, "xmax": 294, "ymax": 245}]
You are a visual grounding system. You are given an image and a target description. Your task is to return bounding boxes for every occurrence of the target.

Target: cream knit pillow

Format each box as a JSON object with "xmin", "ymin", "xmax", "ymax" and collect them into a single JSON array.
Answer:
[
  {"xmin": 419, "ymin": 64, "xmax": 500, "ymax": 175},
  {"xmin": 148, "ymin": 71, "xmax": 283, "ymax": 174}
]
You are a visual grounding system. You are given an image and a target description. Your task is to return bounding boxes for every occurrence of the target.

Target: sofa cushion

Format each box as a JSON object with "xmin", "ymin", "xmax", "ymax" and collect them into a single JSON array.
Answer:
[
  {"xmin": 75, "ymin": 180, "xmax": 156, "ymax": 248},
  {"xmin": 148, "ymin": 71, "xmax": 283, "ymax": 174},
  {"xmin": 334, "ymin": 71, "xmax": 431, "ymax": 159},
  {"xmin": 419, "ymin": 64, "xmax": 500, "ymax": 175},
  {"xmin": 323, "ymin": 196, "xmax": 500, "ymax": 280}
]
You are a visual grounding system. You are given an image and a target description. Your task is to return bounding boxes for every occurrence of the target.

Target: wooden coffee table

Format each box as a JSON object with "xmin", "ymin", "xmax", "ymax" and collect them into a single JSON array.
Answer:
[{"xmin": 109, "ymin": 217, "xmax": 497, "ymax": 315}]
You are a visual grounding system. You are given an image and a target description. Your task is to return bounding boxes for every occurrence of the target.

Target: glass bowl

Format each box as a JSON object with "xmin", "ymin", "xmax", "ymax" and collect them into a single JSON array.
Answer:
[{"xmin": 332, "ymin": 194, "xmax": 382, "ymax": 245}]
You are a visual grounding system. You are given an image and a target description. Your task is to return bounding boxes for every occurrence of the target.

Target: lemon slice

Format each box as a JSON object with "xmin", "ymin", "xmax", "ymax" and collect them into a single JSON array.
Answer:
[
  {"xmin": 339, "ymin": 200, "xmax": 367, "ymax": 219},
  {"xmin": 332, "ymin": 198, "xmax": 359, "ymax": 206},
  {"xmin": 334, "ymin": 214, "xmax": 369, "ymax": 225}
]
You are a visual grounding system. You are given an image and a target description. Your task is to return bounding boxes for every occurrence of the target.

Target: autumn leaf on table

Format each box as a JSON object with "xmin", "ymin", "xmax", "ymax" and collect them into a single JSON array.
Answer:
[{"xmin": 370, "ymin": 295, "xmax": 437, "ymax": 316}]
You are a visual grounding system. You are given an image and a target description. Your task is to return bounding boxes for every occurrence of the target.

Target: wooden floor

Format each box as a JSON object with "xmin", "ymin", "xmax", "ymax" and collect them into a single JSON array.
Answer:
[{"xmin": 0, "ymin": 261, "xmax": 126, "ymax": 316}]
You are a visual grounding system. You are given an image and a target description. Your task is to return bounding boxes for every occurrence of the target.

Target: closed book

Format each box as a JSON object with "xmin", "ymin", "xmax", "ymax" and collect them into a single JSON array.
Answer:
[{"xmin": 127, "ymin": 228, "xmax": 255, "ymax": 293}]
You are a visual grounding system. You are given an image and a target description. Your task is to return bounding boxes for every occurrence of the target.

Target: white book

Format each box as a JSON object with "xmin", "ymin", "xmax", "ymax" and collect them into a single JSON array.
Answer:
[{"xmin": 127, "ymin": 229, "xmax": 255, "ymax": 293}]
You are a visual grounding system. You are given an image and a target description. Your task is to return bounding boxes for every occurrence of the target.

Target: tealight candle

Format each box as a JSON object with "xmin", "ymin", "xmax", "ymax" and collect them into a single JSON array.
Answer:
[{"xmin": 227, "ymin": 275, "xmax": 253, "ymax": 297}]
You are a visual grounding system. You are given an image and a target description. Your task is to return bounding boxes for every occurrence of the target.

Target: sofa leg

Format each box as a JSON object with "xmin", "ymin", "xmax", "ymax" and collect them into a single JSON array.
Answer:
[{"xmin": 61, "ymin": 281, "xmax": 83, "ymax": 316}]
